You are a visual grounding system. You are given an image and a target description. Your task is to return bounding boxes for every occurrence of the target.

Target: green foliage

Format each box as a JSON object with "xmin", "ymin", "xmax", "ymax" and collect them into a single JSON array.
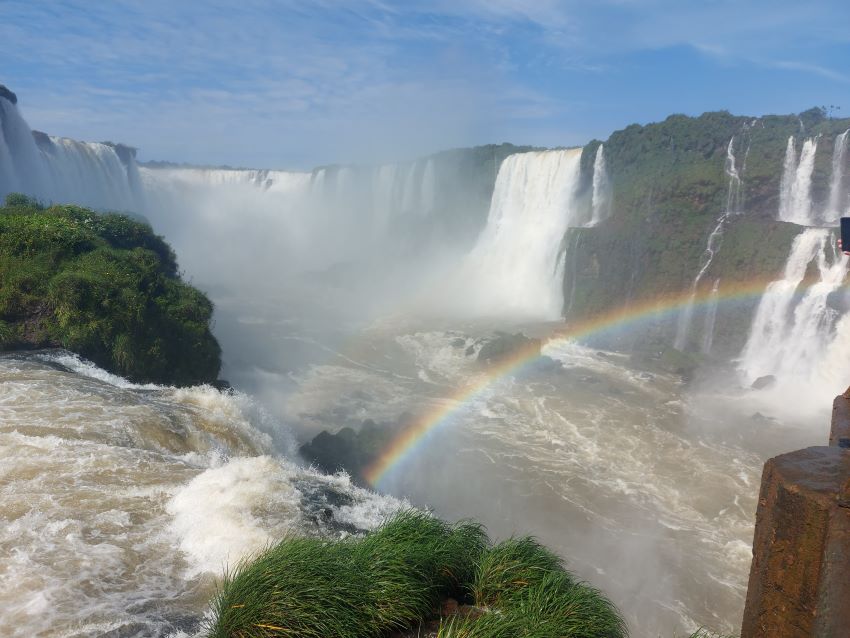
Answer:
[
  {"xmin": 4, "ymin": 192, "xmax": 44, "ymax": 209},
  {"xmin": 435, "ymin": 538, "xmax": 626, "ymax": 638},
  {"xmin": 207, "ymin": 510, "xmax": 488, "ymax": 638},
  {"xmin": 207, "ymin": 513, "xmax": 626, "ymax": 638},
  {"xmin": 565, "ymin": 107, "xmax": 850, "ymax": 358},
  {"xmin": 0, "ymin": 196, "xmax": 220, "ymax": 385},
  {"xmin": 471, "ymin": 537, "xmax": 567, "ymax": 608}
]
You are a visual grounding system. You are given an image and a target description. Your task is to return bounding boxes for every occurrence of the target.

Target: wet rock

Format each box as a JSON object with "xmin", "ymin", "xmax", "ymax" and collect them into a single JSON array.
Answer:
[
  {"xmin": 751, "ymin": 375, "xmax": 776, "ymax": 390},
  {"xmin": 0, "ymin": 84, "xmax": 17, "ymax": 104},
  {"xmin": 31, "ymin": 130, "xmax": 52, "ymax": 149},
  {"xmin": 295, "ymin": 477, "xmax": 360, "ymax": 536},
  {"xmin": 212, "ymin": 379, "xmax": 232, "ymax": 392},
  {"xmin": 825, "ymin": 289, "xmax": 850, "ymax": 314},
  {"xmin": 477, "ymin": 332, "xmax": 541, "ymax": 365},
  {"xmin": 451, "ymin": 337, "xmax": 466, "ymax": 348},
  {"xmin": 300, "ymin": 419, "xmax": 396, "ymax": 486}
]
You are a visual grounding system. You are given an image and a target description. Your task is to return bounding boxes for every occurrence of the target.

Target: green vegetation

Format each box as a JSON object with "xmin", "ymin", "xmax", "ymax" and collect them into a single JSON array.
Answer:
[
  {"xmin": 436, "ymin": 537, "xmax": 625, "ymax": 638},
  {"xmin": 0, "ymin": 194, "xmax": 220, "ymax": 385},
  {"xmin": 565, "ymin": 108, "xmax": 850, "ymax": 358},
  {"xmin": 207, "ymin": 510, "xmax": 626, "ymax": 638}
]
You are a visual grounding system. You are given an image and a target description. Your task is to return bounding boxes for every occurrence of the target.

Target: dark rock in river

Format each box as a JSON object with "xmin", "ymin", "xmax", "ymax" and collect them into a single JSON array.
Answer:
[
  {"xmin": 300, "ymin": 419, "xmax": 396, "ymax": 486},
  {"xmin": 477, "ymin": 332, "xmax": 541, "ymax": 365},
  {"xmin": 751, "ymin": 375, "xmax": 776, "ymax": 390},
  {"xmin": 31, "ymin": 130, "xmax": 52, "ymax": 149},
  {"xmin": 212, "ymin": 379, "xmax": 232, "ymax": 392},
  {"xmin": 0, "ymin": 84, "xmax": 17, "ymax": 104}
]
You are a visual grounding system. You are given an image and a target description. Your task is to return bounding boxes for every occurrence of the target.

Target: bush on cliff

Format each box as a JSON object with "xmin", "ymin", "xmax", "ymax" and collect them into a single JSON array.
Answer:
[
  {"xmin": 0, "ymin": 193, "xmax": 220, "ymax": 385},
  {"xmin": 206, "ymin": 510, "xmax": 626, "ymax": 638}
]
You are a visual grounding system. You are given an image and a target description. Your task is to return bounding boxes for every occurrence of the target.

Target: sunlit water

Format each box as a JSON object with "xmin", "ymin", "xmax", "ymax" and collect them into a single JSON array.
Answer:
[
  {"xmin": 214, "ymin": 298, "xmax": 828, "ymax": 638},
  {"xmin": 0, "ymin": 351, "xmax": 404, "ymax": 638},
  {"xmin": 1, "ymin": 284, "xmax": 830, "ymax": 638}
]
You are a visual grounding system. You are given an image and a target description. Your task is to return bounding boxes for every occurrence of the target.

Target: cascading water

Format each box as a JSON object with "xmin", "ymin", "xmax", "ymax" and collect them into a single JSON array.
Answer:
[
  {"xmin": 701, "ymin": 278, "xmax": 721, "ymax": 354},
  {"xmin": 777, "ymin": 136, "xmax": 818, "ymax": 225},
  {"xmin": 458, "ymin": 149, "xmax": 582, "ymax": 318},
  {"xmin": 0, "ymin": 92, "xmax": 142, "ymax": 210},
  {"xmin": 739, "ymin": 228, "xmax": 850, "ymax": 405},
  {"xmin": 372, "ymin": 164, "xmax": 398, "ymax": 235},
  {"xmin": 740, "ymin": 229, "xmax": 827, "ymax": 380},
  {"xmin": 0, "ymin": 351, "xmax": 404, "ymax": 637},
  {"xmin": 420, "ymin": 159, "xmax": 435, "ymax": 216},
  {"xmin": 589, "ymin": 144, "xmax": 611, "ymax": 225},
  {"xmin": 824, "ymin": 129, "xmax": 849, "ymax": 222},
  {"xmin": 742, "ymin": 129, "xmax": 850, "ymax": 407},
  {"xmin": 674, "ymin": 137, "xmax": 742, "ymax": 350}
]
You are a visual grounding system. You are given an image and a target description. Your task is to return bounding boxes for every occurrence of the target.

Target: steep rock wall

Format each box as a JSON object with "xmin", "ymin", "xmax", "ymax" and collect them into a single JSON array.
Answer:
[{"xmin": 564, "ymin": 109, "xmax": 850, "ymax": 357}]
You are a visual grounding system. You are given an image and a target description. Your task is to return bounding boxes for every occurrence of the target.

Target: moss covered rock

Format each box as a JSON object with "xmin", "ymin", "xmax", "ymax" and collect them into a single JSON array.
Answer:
[{"xmin": 0, "ymin": 194, "xmax": 220, "ymax": 385}]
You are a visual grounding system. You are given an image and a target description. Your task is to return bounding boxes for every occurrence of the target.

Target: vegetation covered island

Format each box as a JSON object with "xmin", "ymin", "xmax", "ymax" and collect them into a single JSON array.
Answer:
[{"xmin": 0, "ymin": 194, "xmax": 220, "ymax": 385}]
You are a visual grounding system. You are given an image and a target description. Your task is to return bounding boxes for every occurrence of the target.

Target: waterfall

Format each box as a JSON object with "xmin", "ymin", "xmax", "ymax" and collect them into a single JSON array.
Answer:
[
  {"xmin": 778, "ymin": 136, "xmax": 818, "ymax": 225},
  {"xmin": 724, "ymin": 137, "xmax": 743, "ymax": 213},
  {"xmin": 589, "ymin": 144, "xmax": 611, "ymax": 225},
  {"xmin": 458, "ymin": 149, "xmax": 583, "ymax": 318},
  {"xmin": 701, "ymin": 279, "xmax": 720, "ymax": 354},
  {"xmin": 420, "ymin": 159, "xmax": 435, "ymax": 216},
  {"xmin": 824, "ymin": 129, "xmax": 849, "ymax": 222},
  {"xmin": 0, "ymin": 93, "xmax": 141, "ymax": 210},
  {"xmin": 739, "ymin": 229, "xmax": 839, "ymax": 382},
  {"xmin": 778, "ymin": 137, "xmax": 797, "ymax": 220},
  {"xmin": 401, "ymin": 163, "xmax": 417, "ymax": 213},
  {"xmin": 372, "ymin": 164, "xmax": 398, "ymax": 235},
  {"xmin": 674, "ymin": 137, "xmax": 741, "ymax": 350}
]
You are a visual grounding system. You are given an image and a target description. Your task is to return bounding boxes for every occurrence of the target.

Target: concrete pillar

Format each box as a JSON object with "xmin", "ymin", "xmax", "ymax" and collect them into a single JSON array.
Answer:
[
  {"xmin": 830, "ymin": 393, "xmax": 850, "ymax": 448},
  {"xmin": 740, "ymin": 446, "xmax": 850, "ymax": 637}
]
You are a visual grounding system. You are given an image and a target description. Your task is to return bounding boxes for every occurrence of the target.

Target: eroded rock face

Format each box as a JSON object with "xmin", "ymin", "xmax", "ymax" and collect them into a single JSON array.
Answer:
[
  {"xmin": 741, "ymin": 445, "xmax": 850, "ymax": 638},
  {"xmin": 0, "ymin": 84, "xmax": 17, "ymax": 104}
]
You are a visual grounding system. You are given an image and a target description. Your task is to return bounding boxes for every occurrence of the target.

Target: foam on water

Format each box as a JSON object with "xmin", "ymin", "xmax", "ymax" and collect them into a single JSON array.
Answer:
[
  {"xmin": 375, "ymin": 329, "xmax": 761, "ymax": 636},
  {"xmin": 0, "ymin": 352, "xmax": 405, "ymax": 637}
]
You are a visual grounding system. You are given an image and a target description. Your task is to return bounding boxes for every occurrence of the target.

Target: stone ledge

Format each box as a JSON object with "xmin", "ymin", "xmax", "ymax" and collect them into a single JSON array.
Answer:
[
  {"xmin": 830, "ymin": 393, "xmax": 850, "ymax": 448},
  {"xmin": 741, "ymin": 446, "xmax": 850, "ymax": 638}
]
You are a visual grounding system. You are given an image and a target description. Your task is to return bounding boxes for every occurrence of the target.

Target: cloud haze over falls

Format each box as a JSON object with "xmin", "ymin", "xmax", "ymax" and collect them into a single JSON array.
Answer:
[{"xmin": 3, "ymin": 0, "xmax": 850, "ymax": 169}]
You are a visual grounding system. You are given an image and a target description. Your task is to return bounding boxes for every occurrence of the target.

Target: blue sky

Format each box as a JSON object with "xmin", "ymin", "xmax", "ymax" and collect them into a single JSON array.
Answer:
[{"xmin": 2, "ymin": 0, "xmax": 850, "ymax": 169}]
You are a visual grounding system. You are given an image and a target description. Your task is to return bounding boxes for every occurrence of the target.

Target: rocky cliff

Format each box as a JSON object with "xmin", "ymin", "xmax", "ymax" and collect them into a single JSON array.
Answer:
[{"xmin": 564, "ymin": 108, "xmax": 850, "ymax": 358}]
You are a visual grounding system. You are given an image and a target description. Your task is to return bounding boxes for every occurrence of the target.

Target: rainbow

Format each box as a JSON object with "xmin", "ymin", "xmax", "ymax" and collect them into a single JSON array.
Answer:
[{"xmin": 362, "ymin": 275, "xmax": 792, "ymax": 488}]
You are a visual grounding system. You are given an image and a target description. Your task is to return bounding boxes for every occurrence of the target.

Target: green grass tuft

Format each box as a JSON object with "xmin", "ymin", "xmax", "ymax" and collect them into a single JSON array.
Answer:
[
  {"xmin": 472, "ymin": 536, "xmax": 567, "ymax": 608},
  {"xmin": 207, "ymin": 510, "xmax": 488, "ymax": 638},
  {"xmin": 206, "ymin": 513, "xmax": 627, "ymax": 638}
]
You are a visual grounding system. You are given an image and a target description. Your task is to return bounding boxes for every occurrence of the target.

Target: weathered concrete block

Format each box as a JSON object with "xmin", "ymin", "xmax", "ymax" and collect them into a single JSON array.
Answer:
[
  {"xmin": 830, "ymin": 394, "xmax": 850, "ymax": 448},
  {"xmin": 741, "ymin": 446, "xmax": 850, "ymax": 638}
]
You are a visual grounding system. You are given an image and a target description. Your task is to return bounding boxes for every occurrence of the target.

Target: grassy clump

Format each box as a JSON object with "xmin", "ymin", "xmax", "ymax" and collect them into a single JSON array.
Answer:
[
  {"xmin": 0, "ymin": 193, "xmax": 220, "ymax": 385},
  {"xmin": 207, "ymin": 511, "xmax": 627, "ymax": 638},
  {"xmin": 437, "ymin": 539, "xmax": 626, "ymax": 638},
  {"xmin": 208, "ymin": 510, "xmax": 486, "ymax": 638}
]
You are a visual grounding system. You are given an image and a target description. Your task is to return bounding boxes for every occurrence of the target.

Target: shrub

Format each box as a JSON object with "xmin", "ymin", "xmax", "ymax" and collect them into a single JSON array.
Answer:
[
  {"xmin": 0, "ymin": 197, "xmax": 220, "ymax": 385},
  {"xmin": 207, "ymin": 510, "xmax": 487, "ymax": 638},
  {"xmin": 206, "ymin": 514, "xmax": 627, "ymax": 638}
]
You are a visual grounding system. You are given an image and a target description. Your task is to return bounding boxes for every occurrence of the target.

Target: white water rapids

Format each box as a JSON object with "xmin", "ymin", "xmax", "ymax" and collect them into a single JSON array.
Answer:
[{"xmin": 0, "ymin": 351, "xmax": 404, "ymax": 638}]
